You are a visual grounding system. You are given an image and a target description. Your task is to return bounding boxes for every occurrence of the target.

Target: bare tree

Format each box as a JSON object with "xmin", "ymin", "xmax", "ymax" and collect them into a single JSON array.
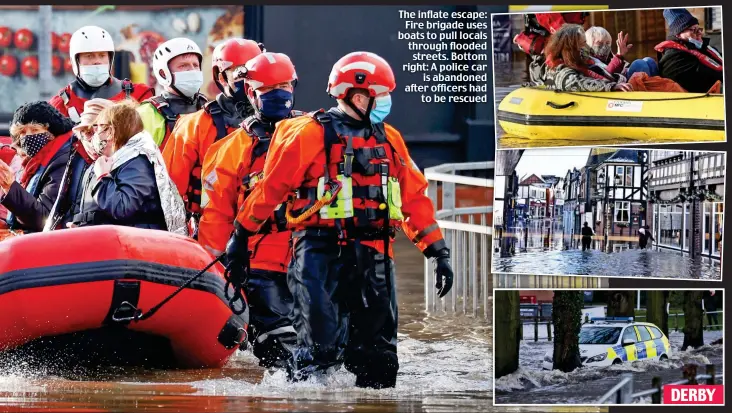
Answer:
[
  {"xmin": 647, "ymin": 291, "xmax": 669, "ymax": 337},
  {"xmin": 495, "ymin": 290, "xmax": 521, "ymax": 378},
  {"xmin": 552, "ymin": 291, "xmax": 583, "ymax": 372},
  {"xmin": 682, "ymin": 291, "xmax": 704, "ymax": 350}
]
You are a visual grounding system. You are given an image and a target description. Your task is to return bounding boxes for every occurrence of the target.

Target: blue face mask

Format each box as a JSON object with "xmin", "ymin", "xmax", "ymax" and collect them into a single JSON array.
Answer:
[
  {"xmin": 369, "ymin": 95, "xmax": 392, "ymax": 124},
  {"xmin": 258, "ymin": 89, "xmax": 293, "ymax": 120},
  {"xmin": 688, "ymin": 37, "xmax": 703, "ymax": 49}
]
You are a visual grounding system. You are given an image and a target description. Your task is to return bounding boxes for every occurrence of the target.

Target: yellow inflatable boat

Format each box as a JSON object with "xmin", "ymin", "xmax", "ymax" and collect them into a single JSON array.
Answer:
[{"xmin": 497, "ymin": 88, "xmax": 725, "ymax": 142}]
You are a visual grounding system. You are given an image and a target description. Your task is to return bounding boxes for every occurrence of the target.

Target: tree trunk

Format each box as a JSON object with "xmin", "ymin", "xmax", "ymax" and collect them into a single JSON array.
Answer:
[
  {"xmin": 495, "ymin": 290, "xmax": 521, "ymax": 378},
  {"xmin": 647, "ymin": 291, "xmax": 669, "ymax": 337},
  {"xmin": 607, "ymin": 291, "xmax": 636, "ymax": 317},
  {"xmin": 552, "ymin": 291, "xmax": 583, "ymax": 372},
  {"xmin": 682, "ymin": 291, "xmax": 704, "ymax": 350}
]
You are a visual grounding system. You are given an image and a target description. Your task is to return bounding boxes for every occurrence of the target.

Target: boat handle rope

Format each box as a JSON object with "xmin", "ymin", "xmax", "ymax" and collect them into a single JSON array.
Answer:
[
  {"xmin": 111, "ymin": 253, "xmax": 227, "ymax": 323},
  {"xmin": 544, "ymin": 88, "xmax": 715, "ymax": 102},
  {"xmin": 546, "ymin": 101, "xmax": 576, "ymax": 110}
]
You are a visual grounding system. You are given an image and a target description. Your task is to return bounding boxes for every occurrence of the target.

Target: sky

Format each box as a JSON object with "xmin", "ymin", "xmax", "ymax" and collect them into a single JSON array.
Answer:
[{"xmin": 514, "ymin": 148, "xmax": 592, "ymax": 180}]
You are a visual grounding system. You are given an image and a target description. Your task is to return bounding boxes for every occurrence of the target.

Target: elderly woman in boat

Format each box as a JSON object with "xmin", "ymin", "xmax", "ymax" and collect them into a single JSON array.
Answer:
[
  {"xmin": 529, "ymin": 24, "xmax": 634, "ymax": 92},
  {"xmin": 70, "ymin": 100, "xmax": 187, "ymax": 234},
  {"xmin": 0, "ymin": 102, "xmax": 75, "ymax": 239}
]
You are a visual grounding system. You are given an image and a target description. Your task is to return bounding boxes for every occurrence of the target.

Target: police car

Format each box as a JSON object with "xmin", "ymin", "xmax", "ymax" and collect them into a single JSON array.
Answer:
[{"xmin": 541, "ymin": 317, "xmax": 672, "ymax": 370}]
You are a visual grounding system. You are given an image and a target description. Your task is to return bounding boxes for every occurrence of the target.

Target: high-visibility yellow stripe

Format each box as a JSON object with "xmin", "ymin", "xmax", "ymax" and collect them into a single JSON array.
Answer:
[
  {"xmin": 645, "ymin": 340, "xmax": 657, "ymax": 359},
  {"xmin": 633, "ymin": 326, "xmax": 642, "ymax": 341}
]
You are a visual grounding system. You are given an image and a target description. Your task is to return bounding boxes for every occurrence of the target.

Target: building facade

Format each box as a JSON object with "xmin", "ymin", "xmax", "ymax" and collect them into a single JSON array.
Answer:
[
  {"xmin": 647, "ymin": 150, "xmax": 725, "ymax": 259},
  {"xmin": 593, "ymin": 150, "xmax": 648, "ymax": 240}
]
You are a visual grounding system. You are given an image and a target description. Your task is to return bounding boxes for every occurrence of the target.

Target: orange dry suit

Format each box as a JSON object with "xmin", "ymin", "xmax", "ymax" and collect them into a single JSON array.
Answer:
[
  {"xmin": 162, "ymin": 94, "xmax": 252, "ymax": 218},
  {"xmin": 236, "ymin": 108, "xmax": 446, "ymax": 257},
  {"xmin": 199, "ymin": 111, "xmax": 304, "ymax": 370},
  {"xmin": 198, "ymin": 111, "xmax": 304, "ymax": 272}
]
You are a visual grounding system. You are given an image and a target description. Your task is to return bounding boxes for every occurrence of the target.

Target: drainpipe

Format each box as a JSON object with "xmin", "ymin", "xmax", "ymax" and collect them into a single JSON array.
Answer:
[{"xmin": 38, "ymin": 6, "xmax": 53, "ymax": 101}]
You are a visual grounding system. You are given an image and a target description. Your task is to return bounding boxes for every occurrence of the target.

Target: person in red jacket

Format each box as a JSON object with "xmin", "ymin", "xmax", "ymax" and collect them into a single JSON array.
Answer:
[
  {"xmin": 162, "ymin": 38, "xmax": 264, "ymax": 237},
  {"xmin": 514, "ymin": 12, "xmax": 588, "ymax": 56},
  {"xmin": 199, "ymin": 52, "xmax": 302, "ymax": 369},
  {"xmin": 49, "ymin": 26, "xmax": 153, "ymax": 123},
  {"xmin": 225, "ymin": 52, "xmax": 454, "ymax": 388}
]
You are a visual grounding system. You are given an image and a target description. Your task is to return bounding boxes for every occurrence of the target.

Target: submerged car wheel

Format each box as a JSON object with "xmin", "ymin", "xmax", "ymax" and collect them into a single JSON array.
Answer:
[
  {"xmin": 659, "ymin": 354, "xmax": 668, "ymax": 361},
  {"xmin": 612, "ymin": 359, "xmax": 622, "ymax": 365}
]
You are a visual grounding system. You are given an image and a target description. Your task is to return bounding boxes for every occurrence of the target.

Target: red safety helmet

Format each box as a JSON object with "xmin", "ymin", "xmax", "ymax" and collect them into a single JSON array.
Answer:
[
  {"xmin": 326, "ymin": 51, "xmax": 396, "ymax": 100},
  {"xmin": 212, "ymin": 38, "xmax": 264, "ymax": 93},
  {"xmin": 241, "ymin": 52, "xmax": 297, "ymax": 91}
]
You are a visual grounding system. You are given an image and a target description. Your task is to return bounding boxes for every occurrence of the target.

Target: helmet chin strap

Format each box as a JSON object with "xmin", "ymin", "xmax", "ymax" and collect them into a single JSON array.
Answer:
[{"xmin": 345, "ymin": 95, "xmax": 374, "ymax": 126}]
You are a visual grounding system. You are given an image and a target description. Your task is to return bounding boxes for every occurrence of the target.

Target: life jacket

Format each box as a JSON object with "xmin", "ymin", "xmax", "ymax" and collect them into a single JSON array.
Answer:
[
  {"xmin": 146, "ymin": 93, "xmax": 208, "ymax": 150},
  {"xmin": 655, "ymin": 40, "xmax": 724, "ymax": 72},
  {"xmin": 289, "ymin": 110, "xmax": 405, "ymax": 236},
  {"xmin": 527, "ymin": 12, "xmax": 587, "ymax": 37},
  {"xmin": 184, "ymin": 100, "xmax": 235, "ymax": 215},
  {"xmin": 517, "ymin": 12, "xmax": 586, "ymax": 56},
  {"xmin": 239, "ymin": 111, "xmax": 305, "ymax": 235},
  {"xmin": 59, "ymin": 79, "xmax": 153, "ymax": 123}
]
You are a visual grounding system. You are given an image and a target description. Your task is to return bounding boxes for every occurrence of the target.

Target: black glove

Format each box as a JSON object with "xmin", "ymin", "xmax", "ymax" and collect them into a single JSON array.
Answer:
[
  {"xmin": 432, "ymin": 248, "xmax": 453, "ymax": 298},
  {"xmin": 224, "ymin": 226, "xmax": 252, "ymax": 295}
]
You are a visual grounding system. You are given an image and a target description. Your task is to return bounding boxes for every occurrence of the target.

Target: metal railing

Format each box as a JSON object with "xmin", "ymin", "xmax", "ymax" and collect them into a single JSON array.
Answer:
[
  {"xmin": 423, "ymin": 161, "xmax": 493, "ymax": 318},
  {"xmin": 598, "ymin": 364, "xmax": 724, "ymax": 404},
  {"xmin": 633, "ymin": 309, "xmax": 723, "ymax": 331}
]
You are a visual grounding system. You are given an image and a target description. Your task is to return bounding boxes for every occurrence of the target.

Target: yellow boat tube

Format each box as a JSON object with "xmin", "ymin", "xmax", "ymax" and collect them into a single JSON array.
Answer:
[{"xmin": 497, "ymin": 88, "xmax": 725, "ymax": 142}]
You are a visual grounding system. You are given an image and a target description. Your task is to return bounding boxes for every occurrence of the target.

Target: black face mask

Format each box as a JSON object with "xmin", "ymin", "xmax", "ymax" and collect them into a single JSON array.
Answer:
[
  {"xmin": 19, "ymin": 132, "xmax": 52, "ymax": 158},
  {"xmin": 229, "ymin": 80, "xmax": 248, "ymax": 103}
]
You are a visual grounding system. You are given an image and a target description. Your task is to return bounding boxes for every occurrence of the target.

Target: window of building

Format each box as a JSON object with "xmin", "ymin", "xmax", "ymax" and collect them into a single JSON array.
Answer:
[
  {"xmin": 615, "ymin": 201, "xmax": 630, "ymax": 223},
  {"xmin": 704, "ymin": 201, "xmax": 724, "ymax": 257},
  {"xmin": 615, "ymin": 166, "xmax": 624, "ymax": 186},
  {"xmin": 625, "ymin": 166, "xmax": 633, "ymax": 187},
  {"xmin": 658, "ymin": 204, "xmax": 684, "ymax": 250}
]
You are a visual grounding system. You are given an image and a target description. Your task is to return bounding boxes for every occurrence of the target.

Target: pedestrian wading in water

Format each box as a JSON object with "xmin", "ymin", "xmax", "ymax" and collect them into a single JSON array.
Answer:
[{"xmin": 581, "ymin": 221, "xmax": 594, "ymax": 251}]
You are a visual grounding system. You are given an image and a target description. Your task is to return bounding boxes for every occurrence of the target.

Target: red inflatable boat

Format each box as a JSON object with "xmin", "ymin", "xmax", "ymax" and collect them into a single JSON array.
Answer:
[{"xmin": 0, "ymin": 225, "xmax": 248, "ymax": 369}]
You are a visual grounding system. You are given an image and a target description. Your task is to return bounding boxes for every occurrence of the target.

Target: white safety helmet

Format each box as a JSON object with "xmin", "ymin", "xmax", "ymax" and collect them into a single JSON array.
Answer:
[
  {"xmin": 69, "ymin": 26, "xmax": 115, "ymax": 77},
  {"xmin": 152, "ymin": 37, "xmax": 203, "ymax": 88}
]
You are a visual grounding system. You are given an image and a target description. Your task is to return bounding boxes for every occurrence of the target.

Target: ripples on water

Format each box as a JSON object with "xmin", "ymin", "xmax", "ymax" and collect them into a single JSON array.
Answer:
[
  {"xmin": 494, "ymin": 248, "xmax": 721, "ymax": 279},
  {"xmin": 0, "ymin": 237, "xmax": 499, "ymax": 412}
]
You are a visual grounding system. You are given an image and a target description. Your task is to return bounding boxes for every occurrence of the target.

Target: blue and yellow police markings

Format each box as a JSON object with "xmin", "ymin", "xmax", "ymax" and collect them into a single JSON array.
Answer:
[{"xmin": 608, "ymin": 345, "xmax": 627, "ymax": 362}]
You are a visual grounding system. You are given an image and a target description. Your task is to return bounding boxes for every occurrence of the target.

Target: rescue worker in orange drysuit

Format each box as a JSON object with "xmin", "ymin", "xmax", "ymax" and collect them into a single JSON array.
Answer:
[
  {"xmin": 49, "ymin": 25, "xmax": 153, "ymax": 123},
  {"xmin": 162, "ymin": 39, "xmax": 264, "ymax": 237},
  {"xmin": 199, "ymin": 52, "xmax": 302, "ymax": 369},
  {"xmin": 224, "ymin": 52, "xmax": 454, "ymax": 388}
]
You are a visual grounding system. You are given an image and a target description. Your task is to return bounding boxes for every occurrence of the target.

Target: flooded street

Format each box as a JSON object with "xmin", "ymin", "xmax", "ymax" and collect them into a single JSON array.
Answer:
[
  {"xmin": 493, "ymin": 219, "xmax": 721, "ymax": 279},
  {"xmin": 495, "ymin": 330, "xmax": 724, "ymax": 405},
  {"xmin": 1, "ymin": 236, "xmax": 497, "ymax": 413}
]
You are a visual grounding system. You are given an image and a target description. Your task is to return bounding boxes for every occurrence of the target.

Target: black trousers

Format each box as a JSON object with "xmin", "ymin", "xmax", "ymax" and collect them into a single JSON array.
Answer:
[
  {"xmin": 287, "ymin": 235, "xmax": 399, "ymax": 389},
  {"xmin": 581, "ymin": 235, "xmax": 592, "ymax": 251},
  {"xmin": 245, "ymin": 269, "xmax": 297, "ymax": 369}
]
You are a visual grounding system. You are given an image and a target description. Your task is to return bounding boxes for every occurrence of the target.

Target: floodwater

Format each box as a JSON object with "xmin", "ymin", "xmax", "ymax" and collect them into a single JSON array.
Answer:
[
  {"xmin": 493, "ymin": 219, "xmax": 721, "ymax": 279},
  {"xmin": 0, "ymin": 236, "xmax": 502, "ymax": 413},
  {"xmin": 495, "ymin": 330, "xmax": 724, "ymax": 405}
]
